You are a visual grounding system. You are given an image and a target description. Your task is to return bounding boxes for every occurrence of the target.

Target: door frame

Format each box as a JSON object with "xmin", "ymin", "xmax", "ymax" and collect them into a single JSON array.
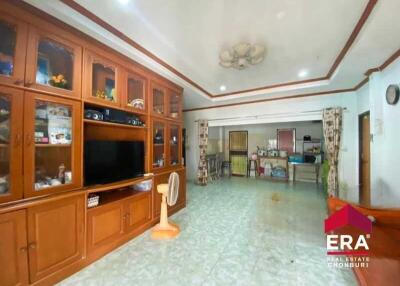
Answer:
[
  {"xmin": 228, "ymin": 130, "xmax": 248, "ymax": 176},
  {"xmin": 358, "ymin": 111, "xmax": 370, "ymax": 206}
]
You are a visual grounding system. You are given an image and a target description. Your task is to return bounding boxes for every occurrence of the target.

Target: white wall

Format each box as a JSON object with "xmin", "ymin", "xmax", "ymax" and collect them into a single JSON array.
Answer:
[
  {"xmin": 185, "ymin": 91, "xmax": 359, "ymax": 202},
  {"xmin": 358, "ymin": 58, "xmax": 400, "ymax": 207}
]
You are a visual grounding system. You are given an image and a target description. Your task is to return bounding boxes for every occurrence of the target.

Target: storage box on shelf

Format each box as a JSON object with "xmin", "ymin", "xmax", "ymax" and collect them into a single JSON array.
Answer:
[{"xmin": 0, "ymin": 1, "xmax": 185, "ymax": 285}]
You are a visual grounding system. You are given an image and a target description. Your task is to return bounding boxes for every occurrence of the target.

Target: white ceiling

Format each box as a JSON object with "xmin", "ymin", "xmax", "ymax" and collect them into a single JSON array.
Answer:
[{"xmin": 25, "ymin": 0, "xmax": 400, "ymax": 110}]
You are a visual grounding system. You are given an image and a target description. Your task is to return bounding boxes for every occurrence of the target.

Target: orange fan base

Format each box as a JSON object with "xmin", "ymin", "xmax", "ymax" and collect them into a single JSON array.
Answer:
[{"xmin": 151, "ymin": 222, "xmax": 180, "ymax": 239}]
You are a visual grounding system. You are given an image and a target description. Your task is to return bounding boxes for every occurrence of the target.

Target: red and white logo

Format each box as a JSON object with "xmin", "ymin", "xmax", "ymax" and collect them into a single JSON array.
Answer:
[{"xmin": 324, "ymin": 204, "xmax": 372, "ymax": 256}]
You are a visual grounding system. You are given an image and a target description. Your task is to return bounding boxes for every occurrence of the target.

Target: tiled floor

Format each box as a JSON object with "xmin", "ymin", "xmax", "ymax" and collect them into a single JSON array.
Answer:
[{"xmin": 58, "ymin": 177, "xmax": 357, "ymax": 286}]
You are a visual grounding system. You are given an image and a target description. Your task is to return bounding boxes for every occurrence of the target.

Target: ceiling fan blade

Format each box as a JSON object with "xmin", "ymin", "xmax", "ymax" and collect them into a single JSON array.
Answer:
[
  {"xmin": 219, "ymin": 61, "xmax": 233, "ymax": 68},
  {"xmin": 250, "ymin": 56, "xmax": 264, "ymax": 65},
  {"xmin": 233, "ymin": 43, "xmax": 250, "ymax": 57},
  {"xmin": 250, "ymin": 44, "xmax": 265, "ymax": 59},
  {"xmin": 219, "ymin": 50, "xmax": 233, "ymax": 62}
]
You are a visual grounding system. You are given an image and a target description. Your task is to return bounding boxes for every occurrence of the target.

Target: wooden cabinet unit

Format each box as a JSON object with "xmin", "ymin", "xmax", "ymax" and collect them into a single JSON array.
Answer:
[
  {"xmin": 27, "ymin": 194, "xmax": 85, "ymax": 283},
  {"xmin": 0, "ymin": 2, "xmax": 185, "ymax": 285},
  {"xmin": 23, "ymin": 92, "xmax": 82, "ymax": 198},
  {"xmin": 25, "ymin": 25, "xmax": 82, "ymax": 98},
  {"xmin": 0, "ymin": 13, "xmax": 28, "ymax": 86},
  {"xmin": 87, "ymin": 191, "xmax": 152, "ymax": 257},
  {"xmin": 0, "ymin": 210, "xmax": 29, "ymax": 286}
]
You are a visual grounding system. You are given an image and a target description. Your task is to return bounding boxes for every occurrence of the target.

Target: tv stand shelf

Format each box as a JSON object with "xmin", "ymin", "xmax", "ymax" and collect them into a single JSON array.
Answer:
[
  {"xmin": 85, "ymin": 176, "xmax": 153, "ymax": 194},
  {"xmin": 88, "ymin": 188, "xmax": 147, "ymax": 209},
  {"xmin": 84, "ymin": 119, "xmax": 147, "ymax": 130}
]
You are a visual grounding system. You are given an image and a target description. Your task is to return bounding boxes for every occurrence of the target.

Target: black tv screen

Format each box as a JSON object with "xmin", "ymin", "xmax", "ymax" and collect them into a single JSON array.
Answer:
[{"xmin": 84, "ymin": 140, "xmax": 144, "ymax": 186}]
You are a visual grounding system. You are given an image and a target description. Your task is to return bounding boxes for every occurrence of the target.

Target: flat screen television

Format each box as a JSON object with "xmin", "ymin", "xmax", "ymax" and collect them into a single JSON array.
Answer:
[{"xmin": 84, "ymin": 140, "xmax": 144, "ymax": 186}]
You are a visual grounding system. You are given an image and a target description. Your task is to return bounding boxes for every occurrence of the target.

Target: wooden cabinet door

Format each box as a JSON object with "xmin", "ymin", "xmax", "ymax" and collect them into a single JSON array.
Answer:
[
  {"xmin": 0, "ymin": 87, "xmax": 23, "ymax": 204},
  {"xmin": 83, "ymin": 49, "xmax": 121, "ymax": 107},
  {"xmin": 87, "ymin": 202, "xmax": 125, "ymax": 255},
  {"xmin": 124, "ymin": 193, "xmax": 151, "ymax": 233},
  {"xmin": 150, "ymin": 82, "xmax": 166, "ymax": 118},
  {"xmin": 0, "ymin": 12, "xmax": 28, "ymax": 86},
  {"xmin": 0, "ymin": 210, "xmax": 29, "ymax": 286},
  {"xmin": 151, "ymin": 120, "xmax": 167, "ymax": 171},
  {"xmin": 167, "ymin": 123, "xmax": 182, "ymax": 168},
  {"xmin": 122, "ymin": 69, "xmax": 147, "ymax": 114},
  {"xmin": 176, "ymin": 168, "xmax": 186, "ymax": 207},
  {"xmin": 25, "ymin": 25, "xmax": 82, "ymax": 98},
  {"xmin": 167, "ymin": 89, "xmax": 182, "ymax": 120},
  {"xmin": 27, "ymin": 194, "xmax": 85, "ymax": 283},
  {"xmin": 23, "ymin": 92, "xmax": 82, "ymax": 198}
]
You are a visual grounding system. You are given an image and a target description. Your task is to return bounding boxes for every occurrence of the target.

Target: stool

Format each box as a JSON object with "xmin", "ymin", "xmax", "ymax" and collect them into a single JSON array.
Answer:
[
  {"xmin": 221, "ymin": 161, "xmax": 232, "ymax": 177},
  {"xmin": 247, "ymin": 159, "xmax": 258, "ymax": 177}
]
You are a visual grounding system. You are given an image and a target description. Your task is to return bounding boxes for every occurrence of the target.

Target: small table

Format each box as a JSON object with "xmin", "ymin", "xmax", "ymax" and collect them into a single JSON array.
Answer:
[{"xmin": 290, "ymin": 162, "xmax": 320, "ymax": 185}]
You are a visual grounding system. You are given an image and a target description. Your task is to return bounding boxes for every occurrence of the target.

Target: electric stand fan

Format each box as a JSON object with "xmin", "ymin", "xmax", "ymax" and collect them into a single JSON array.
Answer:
[{"xmin": 151, "ymin": 172, "xmax": 180, "ymax": 239}]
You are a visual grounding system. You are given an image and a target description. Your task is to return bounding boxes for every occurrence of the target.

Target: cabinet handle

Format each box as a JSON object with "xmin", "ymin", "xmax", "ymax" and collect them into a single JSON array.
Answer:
[
  {"xmin": 15, "ymin": 134, "xmax": 22, "ymax": 147},
  {"xmin": 19, "ymin": 246, "xmax": 28, "ymax": 252},
  {"xmin": 25, "ymin": 81, "xmax": 33, "ymax": 87},
  {"xmin": 28, "ymin": 242, "xmax": 36, "ymax": 249},
  {"xmin": 26, "ymin": 134, "xmax": 33, "ymax": 147},
  {"xmin": 14, "ymin": 79, "xmax": 24, "ymax": 85}
]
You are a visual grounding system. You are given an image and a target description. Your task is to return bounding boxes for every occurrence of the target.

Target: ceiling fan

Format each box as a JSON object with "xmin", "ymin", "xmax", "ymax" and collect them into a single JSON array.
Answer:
[{"xmin": 219, "ymin": 43, "xmax": 266, "ymax": 70}]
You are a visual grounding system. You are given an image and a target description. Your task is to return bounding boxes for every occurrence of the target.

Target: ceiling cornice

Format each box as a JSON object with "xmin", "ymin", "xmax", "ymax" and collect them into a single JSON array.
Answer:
[
  {"xmin": 183, "ymin": 48, "xmax": 400, "ymax": 112},
  {"xmin": 60, "ymin": 0, "xmax": 377, "ymax": 98}
]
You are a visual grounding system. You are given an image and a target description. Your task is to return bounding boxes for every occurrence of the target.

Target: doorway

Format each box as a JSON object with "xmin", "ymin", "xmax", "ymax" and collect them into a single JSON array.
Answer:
[
  {"xmin": 359, "ymin": 112, "xmax": 371, "ymax": 206},
  {"xmin": 229, "ymin": 131, "xmax": 248, "ymax": 176}
]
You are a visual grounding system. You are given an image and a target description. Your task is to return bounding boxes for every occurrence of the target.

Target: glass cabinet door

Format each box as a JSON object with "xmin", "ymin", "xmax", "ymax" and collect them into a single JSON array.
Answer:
[
  {"xmin": 152, "ymin": 85, "xmax": 165, "ymax": 116},
  {"xmin": 0, "ymin": 14, "xmax": 27, "ymax": 86},
  {"xmin": 168, "ymin": 91, "xmax": 181, "ymax": 120},
  {"xmin": 125, "ymin": 72, "xmax": 146, "ymax": 112},
  {"xmin": 0, "ymin": 87, "xmax": 23, "ymax": 204},
  {"xmin": 84, "ymin": 50, "xmax": 120, "ymax": 107},
  {"xmin": 25, "ymin": 27, "xmax": 82, "ymax": 97},
  {"xmin": 152, "ymin": 121, "xmax": 165, "ymax": 169},
  {"xmin": 24, "ymin": 93, "xmax": 81, "ymax": 197},
  {"xmin": 169, "ymin": 124, "xmax": 181, "ymax": 166}
]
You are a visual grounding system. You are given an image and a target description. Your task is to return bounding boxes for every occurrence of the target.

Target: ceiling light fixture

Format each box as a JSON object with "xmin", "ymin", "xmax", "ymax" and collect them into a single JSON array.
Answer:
[
  {"xmin": 118, "ymin": 0, "xmax": 130, "ymax": 5},
  {"xmin": 219, "ymin": 85, "xmax": 226, "ymax": 92},
  {"xmin": 298, "ymin": 69, "xmax": 309, "ymax": 78},
  {"xmin": 219, "ymin": 43, "xmax": 266, "ymax": 70}
]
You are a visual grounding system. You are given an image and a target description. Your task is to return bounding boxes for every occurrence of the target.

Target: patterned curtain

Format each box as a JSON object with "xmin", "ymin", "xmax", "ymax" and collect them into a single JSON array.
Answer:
[
  {"xmin": 197, "ymin": 120, "xmax": 208, "ymax": 185},
  {"xmin": 322, "ymin": 107, "xmax": 343, "ymax": 197}
]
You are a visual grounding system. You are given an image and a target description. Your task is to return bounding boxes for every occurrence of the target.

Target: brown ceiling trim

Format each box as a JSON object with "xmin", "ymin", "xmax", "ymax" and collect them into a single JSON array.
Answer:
[
  {"xmin": 214, "ymin": 77, "xmax": 327, "ymax": 97},
  {"xmin": 183, "ymin": 44, "xmax": 400, "ymax": 113},
  {"xmin": 61, "ymin": 0, "xmax": 376, "ymax": 98},
  {"xmin": 59, "ymin": 0, "xmax": 212, "ymax": 97},
  {"xmin": 326, "ymin": 0, "xmax": 377, "ymax": 78},
  {"xmin": 183, "ymin": 88, "xmax": 355, "ymax": 112},
  {"xmin": 354, "ymin": 77, "xmax": 369, "ymax": 90},
  {"xmin": 365, "ymin": 48, "xmax": 400, "ymax": 76}
]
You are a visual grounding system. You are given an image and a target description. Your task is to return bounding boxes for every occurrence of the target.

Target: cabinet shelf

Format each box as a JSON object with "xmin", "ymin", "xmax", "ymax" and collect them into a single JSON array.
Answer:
[
  {"xmin": 88, "ymin": 188, "xmax": 147, "ymax": 210},
  {"xmin": 35, "ymin": 144, "xmax": 71, "ymax": 148},
  {"xmin": 84, "ymin": 119, "xmax": 147, "ymax": 130}
]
